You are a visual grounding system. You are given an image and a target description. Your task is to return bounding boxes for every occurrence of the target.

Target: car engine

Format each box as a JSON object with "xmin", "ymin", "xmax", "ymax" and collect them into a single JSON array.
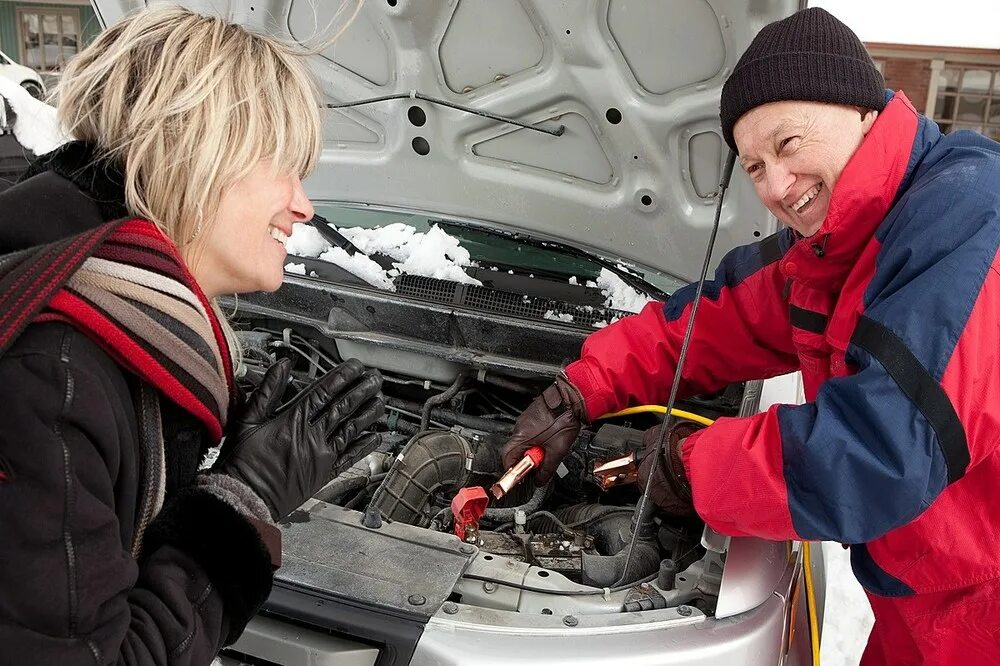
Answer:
[{"xmin": 230, "ymin": 319, "xmax": 745, "ymax": 618}]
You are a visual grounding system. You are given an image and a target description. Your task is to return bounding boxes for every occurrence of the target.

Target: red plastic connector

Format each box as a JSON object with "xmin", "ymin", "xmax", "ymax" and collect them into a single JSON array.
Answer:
[{"xmin": 451, "ymin": 486, "xmax": 489, "ymax": 540}]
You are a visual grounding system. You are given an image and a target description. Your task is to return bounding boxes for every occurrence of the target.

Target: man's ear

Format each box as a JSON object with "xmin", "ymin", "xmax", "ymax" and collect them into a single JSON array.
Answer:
[{"xmin": 861, "ymin": 109, "xmax": 879, "ymax": 135}]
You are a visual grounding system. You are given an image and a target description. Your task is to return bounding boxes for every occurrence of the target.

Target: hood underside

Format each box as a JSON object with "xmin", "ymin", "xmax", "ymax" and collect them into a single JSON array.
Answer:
[{"xmin": 93, "ymin": 0, "xmax": 797, "ymax": 281}]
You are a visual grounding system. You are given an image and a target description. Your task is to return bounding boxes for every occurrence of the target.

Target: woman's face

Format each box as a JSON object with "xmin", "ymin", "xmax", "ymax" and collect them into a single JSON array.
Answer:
[{"xmin": 186, "ymin": 161, "xmax": 314, "ymax": 298}]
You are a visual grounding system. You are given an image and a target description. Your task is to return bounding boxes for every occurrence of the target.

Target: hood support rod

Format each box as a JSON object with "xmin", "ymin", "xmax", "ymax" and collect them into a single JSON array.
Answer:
[
  {"xmin": 616, "ymin": 149, "xmax": 739, "ymax": 587},
  {"xmin": 327, "ymin": 92, "xmax": 566, "ymax": 137}
]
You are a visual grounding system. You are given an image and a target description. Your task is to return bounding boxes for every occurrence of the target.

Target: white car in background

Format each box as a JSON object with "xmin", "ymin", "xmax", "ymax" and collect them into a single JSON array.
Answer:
[{"xmin": 0, "ymin": 50, "xmax": 45, "ymax": 99}]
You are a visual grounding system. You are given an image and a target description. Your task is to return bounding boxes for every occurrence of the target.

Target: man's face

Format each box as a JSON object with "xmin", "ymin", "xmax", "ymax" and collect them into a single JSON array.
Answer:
[{"xmin": 733, "ymin": 101, "xmax": 878, "ymax": 237}]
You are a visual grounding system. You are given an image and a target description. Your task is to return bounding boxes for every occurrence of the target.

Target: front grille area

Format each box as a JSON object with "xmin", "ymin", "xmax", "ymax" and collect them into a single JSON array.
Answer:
[
  {"xmin": 395, "ymin": 274, "xmax": 627, "ymax": 327},
  {"xmin": 395, "ymin": 274, "xmax": 459, "ymax": 303}
]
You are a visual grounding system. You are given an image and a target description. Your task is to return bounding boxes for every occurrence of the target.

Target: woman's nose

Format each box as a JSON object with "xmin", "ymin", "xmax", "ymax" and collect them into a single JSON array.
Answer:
[{"xmin": 289, "ymin": 176, "xmax": 314, "ymax": 222}]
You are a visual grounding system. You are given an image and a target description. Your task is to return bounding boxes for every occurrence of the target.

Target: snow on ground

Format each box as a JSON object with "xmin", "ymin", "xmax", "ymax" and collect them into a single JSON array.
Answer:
[
  {"xmin": 821, "ymin": 542, "xmax": 874, "ymax": 665},
  {"xmin": 285, "ymin": 221, "xmax": 481, "ymax": 289},
  {"xmin": 0, "ymin": 78, "xmax": 68, "ymax": 154}
]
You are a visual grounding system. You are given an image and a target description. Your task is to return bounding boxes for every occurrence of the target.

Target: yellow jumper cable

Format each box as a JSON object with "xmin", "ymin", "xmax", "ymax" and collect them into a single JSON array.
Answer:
[
  {"xmin": 598, "ymin": 405, "xmax": 716, "ymax": 427},
  {"xmin": 598, "ymin": 405, "xmax": 821, "ymax": 663}
]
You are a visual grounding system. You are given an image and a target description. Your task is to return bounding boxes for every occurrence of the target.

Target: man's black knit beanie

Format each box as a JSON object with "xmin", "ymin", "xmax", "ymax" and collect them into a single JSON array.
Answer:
[{"xmin": 720, "ymin": 7, "xmax": 886, "ymax": 152}]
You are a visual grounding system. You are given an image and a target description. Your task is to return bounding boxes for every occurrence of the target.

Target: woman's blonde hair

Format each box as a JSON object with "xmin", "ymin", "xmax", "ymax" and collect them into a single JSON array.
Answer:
[
  {"xmin": 56, "ymin": 4, "xmax": 327, "ymax": 370},
  {"xmin": 57, "ymin": 4, "xmax": 322, "ymax": 248}
]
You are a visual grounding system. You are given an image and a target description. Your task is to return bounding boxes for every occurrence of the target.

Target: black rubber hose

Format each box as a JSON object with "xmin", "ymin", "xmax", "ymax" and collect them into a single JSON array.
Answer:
[
  {"xmin": 479, "ymin": 372, "xmax": 538, "ymax": 395},
  {"xmin": 573, "ymin": 503, "xmax": 660, "ymax": 588},
  {"xmin": 370, "ymin": 431, "xmax": 473, "ymax": 526},
  {"xmin": 420, "ymin": 371, "xmax": 471, "ymax": 431},
  {"xmin": 386, "ymin": 397, "xmax": 513, "ymax": 434}
]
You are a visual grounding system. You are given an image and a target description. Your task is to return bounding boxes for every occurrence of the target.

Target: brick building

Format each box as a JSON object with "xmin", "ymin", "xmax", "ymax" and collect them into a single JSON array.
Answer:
[{"xmin": 867, "ymin": 41, "xmax": 1000, "ymax": 141}]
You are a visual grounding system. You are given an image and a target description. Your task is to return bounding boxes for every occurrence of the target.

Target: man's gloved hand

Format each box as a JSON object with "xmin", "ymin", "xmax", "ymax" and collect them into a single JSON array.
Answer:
[
  {"xmin": 216, "ymin": 357, "xmax": 385, "ymax": 521},
  {"xmin": 500, "ymin": 376, "xmax": 587, "ymax": 486},
  {"xmin": 636, "ymin": 421, "xmax": 703, "ymax": 517}
]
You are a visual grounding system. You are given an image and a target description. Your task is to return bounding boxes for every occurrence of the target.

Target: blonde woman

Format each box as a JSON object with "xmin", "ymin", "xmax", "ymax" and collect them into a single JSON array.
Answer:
[{"xmin": 0, "ymin": 6, "xmax": 383, "ymax": 663}]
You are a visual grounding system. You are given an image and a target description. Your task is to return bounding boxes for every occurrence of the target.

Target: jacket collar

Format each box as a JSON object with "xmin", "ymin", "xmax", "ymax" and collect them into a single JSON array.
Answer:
[
  {"xmin": 23, "ymin": 141, "xmax": 129, "ymax": 222},
  {"xmin": 778, "ymin": 91, "xmax": 924, "ymax": 291}
]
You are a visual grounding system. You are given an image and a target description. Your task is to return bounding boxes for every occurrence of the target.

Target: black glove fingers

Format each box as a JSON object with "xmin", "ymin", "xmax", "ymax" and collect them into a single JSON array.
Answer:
[
  {"xmin": 331, "ymin": 432, "xmax": 381, "ymax": 477},
  {"xmin": 313, "ymin": 369, "xmax": 383, "ymax": 429},
  {"xmin": 243, "ymin": 357, "xmax": 293, "ymax": 421},
  {"xmin": 299, "ymin": 358, "xmax": 367, "ymax": 417},
  {"xmin": 327, "ymin": 395, "xmax": 385, "ymax": 452}
]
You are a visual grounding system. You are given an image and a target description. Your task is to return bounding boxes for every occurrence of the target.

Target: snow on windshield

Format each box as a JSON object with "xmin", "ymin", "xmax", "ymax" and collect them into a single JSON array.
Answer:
[
  {"xmin": 0, "ymin": 78, "xmax": 68, "ymax": 155},
  {"xmin": 285, "ymin": 222, "xmax": 481, "ymax": 291},
  {"xmin": 287, "ymin": 220, "xmax": 655, "ymax": 327},
  {"xmin": 587, "ymin": 268, "xmax": 654, "ymax": 314}
]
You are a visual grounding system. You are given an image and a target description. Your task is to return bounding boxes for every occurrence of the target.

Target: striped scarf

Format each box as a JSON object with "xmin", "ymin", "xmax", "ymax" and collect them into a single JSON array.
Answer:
[{"xmin": 0, "ymin": 217, "xmax": 234, "ymax": 441}]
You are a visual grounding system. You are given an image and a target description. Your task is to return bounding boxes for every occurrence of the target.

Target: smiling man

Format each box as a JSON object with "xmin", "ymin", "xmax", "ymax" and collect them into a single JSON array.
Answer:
[{"xmin": 502, "ymin": 7, "xmax": 1000, "ymax": 663}]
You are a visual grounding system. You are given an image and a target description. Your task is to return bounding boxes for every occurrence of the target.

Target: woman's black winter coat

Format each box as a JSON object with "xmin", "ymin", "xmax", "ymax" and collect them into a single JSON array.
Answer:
[{"xmin": 0, "ymin": 144, "xmax": 273, "ymax": 665}]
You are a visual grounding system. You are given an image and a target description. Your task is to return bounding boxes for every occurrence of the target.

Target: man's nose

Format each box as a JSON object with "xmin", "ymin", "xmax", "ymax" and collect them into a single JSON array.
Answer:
[{"xmin": 764, "ymin": 164, "xmax": 795, "ymax": 204}]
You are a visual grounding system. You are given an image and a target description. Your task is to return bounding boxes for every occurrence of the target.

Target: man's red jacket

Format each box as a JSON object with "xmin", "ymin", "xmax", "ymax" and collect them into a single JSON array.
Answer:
[{"xmin": 565, "ymin": 91, "xmax": 1000, "ymax": 597}]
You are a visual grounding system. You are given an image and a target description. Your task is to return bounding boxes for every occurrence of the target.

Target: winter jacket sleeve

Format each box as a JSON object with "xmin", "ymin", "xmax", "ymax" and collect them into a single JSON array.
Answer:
[
  {"xmin": 0, "ymin": 325, "xmax": 272, "ymax": 665},
  {"xmin": 565, "ymin": 231, "xmax": 800, "ymax": 421},
  {"xmin": 684, "ymin": 146, "xmax": 1000, "ymax": 544}
]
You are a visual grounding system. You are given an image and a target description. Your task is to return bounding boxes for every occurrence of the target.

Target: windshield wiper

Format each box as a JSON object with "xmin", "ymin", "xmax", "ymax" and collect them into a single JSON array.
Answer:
[{"xmin": 308, "ymin": 214, "xmax": 361, "ymax": 255}]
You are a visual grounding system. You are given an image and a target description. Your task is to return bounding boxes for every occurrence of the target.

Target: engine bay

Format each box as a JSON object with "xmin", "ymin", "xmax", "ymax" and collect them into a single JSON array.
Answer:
[{"xmin": 231, "ymin": 316, "xmax": 747, "ymax": 620}]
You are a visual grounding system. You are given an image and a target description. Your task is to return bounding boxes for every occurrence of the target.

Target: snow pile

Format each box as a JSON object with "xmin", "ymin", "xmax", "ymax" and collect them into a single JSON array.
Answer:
[
  {"xmin": 284, "ymin": 225, "xmax": 329, "ymax": 258},
  {"xmin": 390, "ymin": 225, "xmax": 481, "ymax": 286},
  {"xmin": 821, "ymin": 542, "xmax": 873, "ymax": 665},
  {"xmin": 284, "ymin": 262, "xmax": 307, "ymax": 275},
  {"xmin": 590, "ymin": 268, "xmax": 653, "ymax": 314},
  {"xmin": 318, "ymin": 246, "xmax": 395, "ymax": 290},
  {"xmin": 285, "ymin": 221, "xmax": 481, "ymax": 290},
  {"xmin": 336, "ymin": 222, "xmax": 416, "ymax": 256},
  {"xmin": 0, "ymin": 78, "xmax": 68, "ymax": 154},
  {"xmin": 544, "ymin": 310, "xmax": 574, "ymax": 323}
]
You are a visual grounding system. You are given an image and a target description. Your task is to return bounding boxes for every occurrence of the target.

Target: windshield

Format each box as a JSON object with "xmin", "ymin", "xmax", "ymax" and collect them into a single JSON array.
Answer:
[
  {"xmin": 282, "ymin": 203, "xmax": 684, "ymax": 328},
  {"xmin": 301, "ymin": 203, "xmax": 684, "ymax": 294}
]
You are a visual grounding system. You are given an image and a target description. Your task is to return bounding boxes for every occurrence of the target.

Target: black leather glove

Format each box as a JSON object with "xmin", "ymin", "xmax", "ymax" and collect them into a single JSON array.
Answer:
[
  {"xmin": 500, "ymin": 376, "xmax": 588, "ymax": 486},
  {"xmin": 216, "ymin": 357, "xmax": 385, "ymax": 521},
  {"xmin": 636, "ymin": 421, "xmax": 703, "ymax": 517}
]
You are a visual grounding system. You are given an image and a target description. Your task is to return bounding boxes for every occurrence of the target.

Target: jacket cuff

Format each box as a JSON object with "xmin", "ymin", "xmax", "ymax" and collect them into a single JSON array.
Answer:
[
  {"xmin": 680, "ymin": 429, "xmax": 701, "ymax": 479},
  {"xmin": 142, "ymin": 487, "xmax": 274, "ymax": 645},
  {"xmin": 563, "ymin": 360, "xmax": 612, "ymax": 422}
]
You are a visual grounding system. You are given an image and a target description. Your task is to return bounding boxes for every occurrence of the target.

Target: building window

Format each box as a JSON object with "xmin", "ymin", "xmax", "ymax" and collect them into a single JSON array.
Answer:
[
  {"xmin": 17, "ymin": 8, "xmax": 81, "ymax": 75},
  {"xmin": 872, "ymin": 59, "xmax": 886, "ymax": 75},
  {"xmin": 933, "ymin": 65, "xmax": 1000, "ymax": 141}
]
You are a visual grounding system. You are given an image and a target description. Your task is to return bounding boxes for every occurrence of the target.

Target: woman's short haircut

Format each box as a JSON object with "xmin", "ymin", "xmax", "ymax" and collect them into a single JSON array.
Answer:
[{"xmin": 57, "ymin": 4, "xmax": 322, "ymax": 248}]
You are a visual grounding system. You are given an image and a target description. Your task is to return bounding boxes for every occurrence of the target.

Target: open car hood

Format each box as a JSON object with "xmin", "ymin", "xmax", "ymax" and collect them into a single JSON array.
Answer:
[{"xmin": 92, "ymin": 0, "xmax": 798, "ymax": 282}]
